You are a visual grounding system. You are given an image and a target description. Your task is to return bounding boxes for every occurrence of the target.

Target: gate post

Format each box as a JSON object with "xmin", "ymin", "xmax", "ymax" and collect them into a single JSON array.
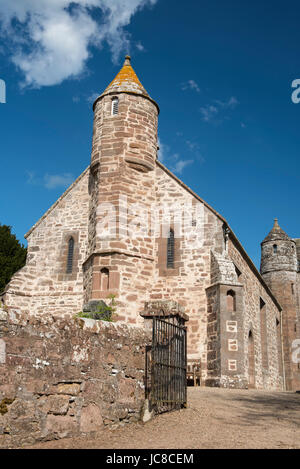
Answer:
[
  {"xmin": 140, "ymin": 300, "xmax": 189, "ymax": 330},
  {"xmin": 140, "ymin": 300, "xmax": 189, "ymax": 413}
]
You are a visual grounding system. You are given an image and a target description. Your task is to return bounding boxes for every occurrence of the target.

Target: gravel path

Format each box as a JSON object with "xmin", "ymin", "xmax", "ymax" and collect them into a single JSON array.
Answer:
[{"xmin": 27, "ymin": 387, "xmax": 300, "ymax": 449}]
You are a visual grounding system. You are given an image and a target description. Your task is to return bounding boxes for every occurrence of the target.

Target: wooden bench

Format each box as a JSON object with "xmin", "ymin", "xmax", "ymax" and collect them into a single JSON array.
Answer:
[{"xmin": 187, "ymin": 360, "xmax": 201, "ymax": 386}]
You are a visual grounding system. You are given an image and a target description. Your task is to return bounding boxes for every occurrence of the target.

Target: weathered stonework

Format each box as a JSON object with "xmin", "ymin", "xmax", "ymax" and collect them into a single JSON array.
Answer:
[
  {"xmin": 228, "ymin": 238, "xmax": 284, "ymax": 390},
  {"xmin": 2, "ymin": 169, "xmax": 90, "ymax": 317},
  {"xmin": 0, "ymin": 308, "xmax": 150, "ymax": 448},
  {"xmin": 2, "ymin": 56, "xmax": 296, "ymax": 393},
  {"xmin": 260, "ymin": 220, "xmax": 300, "ymax": 391}
]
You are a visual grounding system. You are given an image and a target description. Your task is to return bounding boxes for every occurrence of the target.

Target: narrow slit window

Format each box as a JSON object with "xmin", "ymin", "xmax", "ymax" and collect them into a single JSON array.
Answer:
[
  {"xmin": 167, "ymin": 229, "xmax": 175, "ymax": 269},
  {"xmin": 66, "ymin": 237, "xmax": 74, "ymax": 274},
  {"xmin": 101, "ymin": 268, "xmax": 109, "ymax": 291},
  {"xmin": 273, "ymin": 244, "xmax": 277, "ymax": 254},
  {"xmin": 112, "ymin": 97, "xmax": 119, "ymax": 115}
]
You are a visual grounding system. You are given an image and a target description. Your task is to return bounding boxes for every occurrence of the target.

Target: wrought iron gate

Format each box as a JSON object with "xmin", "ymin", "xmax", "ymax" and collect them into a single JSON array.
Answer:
[{"xmin": 147, "ymin": 316, "xmax": 187, "ymax": 413}]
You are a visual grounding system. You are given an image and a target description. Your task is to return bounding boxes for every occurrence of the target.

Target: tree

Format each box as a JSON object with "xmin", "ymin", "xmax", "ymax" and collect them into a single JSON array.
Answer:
[{"xmin": 0, "ymin": 224, "xmax": 27, "ymax": 293}]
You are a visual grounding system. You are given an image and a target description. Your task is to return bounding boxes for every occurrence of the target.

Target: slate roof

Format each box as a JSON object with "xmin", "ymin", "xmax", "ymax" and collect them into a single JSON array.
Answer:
[{"xmin": 262, "ymin": 218, "xmax": 290, "ymax": 243}]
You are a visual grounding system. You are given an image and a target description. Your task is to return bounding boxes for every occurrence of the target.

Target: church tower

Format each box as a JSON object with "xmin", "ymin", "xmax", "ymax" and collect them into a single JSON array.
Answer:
[
  {"xmin": 83, "ymin": 56, "xmax": 159, "ymax": 323},
  {"xmin": 260, "ymin": 219, "xmax": 300, "ymax": 390}
]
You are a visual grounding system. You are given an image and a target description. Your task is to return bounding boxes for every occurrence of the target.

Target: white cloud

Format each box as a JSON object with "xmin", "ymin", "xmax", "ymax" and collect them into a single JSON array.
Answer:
[
  {"xmin": 181, "ymin": 80, "xmax": 201, "ymax": 93},
  {"xmin": 171, "ymin": 159, "xmax": 194, "ymax": 175},
  {"xmin": 158, "ymin": 138, "xmax": 194, "ymax": 175},
  {"xmin": 86, "ymin": 91, "xmax": 99, "ymax": 104},
  {"xmin": 136, "ymin": 41, "xmax": 145, "ymax": 52},
  {"xmin": 26, "ymin": 170, "xmax": 75, "ymax": 189},
  {"xmin": 215, "ymin": 96, "xmax": 239, "ymax": 109},
  {"xmin": 200, "ymin": 104, "xmax": 218, "ymax": 122},
  {"xmin": 157, "ymin": 137, "xmax": 169, "ymax": 163},
  {"xmin": 26, "ymin": 170, "xmax": 37, "ymax": 185},
  {"xmin": 200, "ymin": 96, "xmax": 239, "ymax": 123},
  {"xmin": 185, "ymin": 140, "xmax": 205, "ymax": 163},
  {"xmin": 0, "ymin": 0, "xmax": 158, "ymax": 88},
  {"xmin": 44, "ymin": 173, "xmax": 75, "ymax": 189}
]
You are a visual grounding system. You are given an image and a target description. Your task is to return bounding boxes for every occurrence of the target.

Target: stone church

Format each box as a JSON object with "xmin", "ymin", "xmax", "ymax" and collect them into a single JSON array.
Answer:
[{"xmin": 2, "ymin": 56, "xmax": 300, "ymax": 391}]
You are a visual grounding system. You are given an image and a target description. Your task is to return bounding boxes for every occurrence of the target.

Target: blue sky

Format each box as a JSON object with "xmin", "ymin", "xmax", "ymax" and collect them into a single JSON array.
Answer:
[{"xmin": 0, "ymin": 0, "xmax": 299, "ymax": 269}]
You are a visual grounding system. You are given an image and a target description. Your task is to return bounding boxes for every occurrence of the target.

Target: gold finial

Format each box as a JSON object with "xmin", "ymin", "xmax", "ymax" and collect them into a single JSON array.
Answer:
[
  {"xmin": 274, "ymin": 218, "xmax": 279, "ymax": 228},
  {"xmin": 124, "ymin": 55, "xmax": 131, "ymax": 66}
]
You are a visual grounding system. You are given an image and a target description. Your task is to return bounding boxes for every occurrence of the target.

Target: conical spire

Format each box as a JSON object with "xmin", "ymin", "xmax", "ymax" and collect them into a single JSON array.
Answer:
[
  {"xmin": 100, "ymin": 55, "xmax": 150, "ymax": 99},
  {"xmin": 262, "ymin": 218, "xmax": 290, "ymax": 243}
]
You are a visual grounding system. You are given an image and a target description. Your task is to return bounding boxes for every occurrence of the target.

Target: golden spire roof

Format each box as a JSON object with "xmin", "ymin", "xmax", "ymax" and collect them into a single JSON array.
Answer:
[
  {"xmin": 93, "ymin": 55, "xmax": 159, "ymax": 112},
  {"xmin": 101, "ymin": 55, "xmax": 150, "ymax": 98}
]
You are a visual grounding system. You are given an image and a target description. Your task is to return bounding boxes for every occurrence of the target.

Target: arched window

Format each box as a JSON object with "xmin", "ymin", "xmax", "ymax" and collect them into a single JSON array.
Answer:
[
  {"xmin": 275, "ymin": 318, "xmax": 283, "ymax": 377},
  {"xmin": 273, "ymin": 244, "xmax": 277, "ymax": 254},
  {"xmin": 248, "ymin": 329, "xmax": 255, "ymax": 388},
  {"xmin": 101, "ymin": 268, "xmax": 109, "ymax": 291},
  {"xmin": 260, "ymin": 298, "xmax": 268, "ymax": 369},
  {"xmin": 167, "ymin": 229, "xmax": 175, "ymax": 269},
  {"xmin": 66, "ymin": 237, "xmax": 74, "ymax": 274},
  {"xmin": 226, "ymin": 290, "xmax": 236, "ymax": 312},
  {"xmin": 111, "ymin": 97, "xmax": 119, "ymax": 115}
]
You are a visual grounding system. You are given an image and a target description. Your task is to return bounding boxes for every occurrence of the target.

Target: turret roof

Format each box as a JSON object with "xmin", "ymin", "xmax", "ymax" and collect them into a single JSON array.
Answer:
[
  {"xmin": 262, "ymin": 218, "xmax": 290, "ymax": 243},
  {"xmin": 101, "ymin": 56, "xmax": 149, "ymax": 97},
  {"xmin": 93, "ymin": 55, "xmax": 158, "ymax": 111}
]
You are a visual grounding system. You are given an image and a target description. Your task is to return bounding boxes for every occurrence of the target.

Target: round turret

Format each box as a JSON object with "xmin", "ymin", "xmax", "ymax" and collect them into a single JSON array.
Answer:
[
  {"xmin": 90, "ymin": 55, "xmax": 159, "ymax": 173},
  {"xmin": 260, "ymin": 219, "xmax": 297, "ymax": 275},
  {"xmin": 294, "ymin": 238, "xmax": 300, "ymax": 271},
  {"xmin": 84, "ymin": 56, "xmax": 160, "ymax": 307}
]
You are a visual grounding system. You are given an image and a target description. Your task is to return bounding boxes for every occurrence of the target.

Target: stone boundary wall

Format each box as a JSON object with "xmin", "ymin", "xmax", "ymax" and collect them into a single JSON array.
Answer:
[{"xmin": 0, "ymin": 308, "xmax": 151, "ymax": 448}]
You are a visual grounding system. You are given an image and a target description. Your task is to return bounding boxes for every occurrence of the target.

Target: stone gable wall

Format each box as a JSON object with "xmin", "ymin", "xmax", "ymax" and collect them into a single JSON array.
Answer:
[
  {"xmin": 0, "ymin": 309, "xmax": 150, "ymax": 448},
  {"xmin": 2, "ymin": 169, "xmax": 90, "ymax": 317}
]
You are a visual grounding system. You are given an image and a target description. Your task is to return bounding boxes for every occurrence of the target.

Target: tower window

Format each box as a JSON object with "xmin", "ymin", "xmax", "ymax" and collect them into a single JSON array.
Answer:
[
  {"xmin": 260, "ymin": 298, "xmax": 268, "ymax": 370},
  {"xmin": 66, "ymin": 237, "xmax": 74, "ymax": 274},
  {"xmin": 111, "ymin": 97, "xmax": 119, "ymax": 115},
  {"xmin": 100, "ymin": 268, "xmax": 109, "ymax": 291},
  {"xmin": 167, "ymin": 229, "xmax": 175, "ymax": 269},
  {"xmin": 273, "ymin": 244, "xmax": 277, "ymax": 254},
  {"xmin": 226, "ymin": 290, "xmax": 236, "ymax": 312}
]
